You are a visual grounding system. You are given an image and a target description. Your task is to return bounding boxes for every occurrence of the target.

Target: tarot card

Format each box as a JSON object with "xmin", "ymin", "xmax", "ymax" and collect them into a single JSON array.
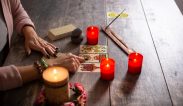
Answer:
[
  {"xmin": 79, "ymin": 53, "xmax": 108, "ymax": 63},
  {"xmin": 79, "ymin": 54, "xmax": 99, "ymax": 63},
  {"xmin": 77, "ymin": 63, "xmax": 100, "ymax": 72},
  {"xmin": 80, "ymin": 45, "xmax": 107, "ymax": 54},
  {"xmin": 99, "ymin": 54, "xmax": 108, "ymax": 62}
]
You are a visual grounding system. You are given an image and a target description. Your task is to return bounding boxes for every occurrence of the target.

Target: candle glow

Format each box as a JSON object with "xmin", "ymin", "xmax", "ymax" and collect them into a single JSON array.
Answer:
[
  {"xmin": 87, "ymin": 26, "xmax": 99, "ymax": 45},
  {"xmin": 43, "ymin": 67, "xmax": 69, "ymax": 85},
  {"xmin": 128, "ymin": 52, "xmax": 143, "ymax": 74},
  {"xmin": 42, "ymin": 67, "xmax": 70, "ymax": 104},
  {"xmin": 100, "ymin": 58, "xmax": 115, "ymax": 80},
  {"xmin": 53, "ymin": 69, "xmax": 58, "ymax": 80}
]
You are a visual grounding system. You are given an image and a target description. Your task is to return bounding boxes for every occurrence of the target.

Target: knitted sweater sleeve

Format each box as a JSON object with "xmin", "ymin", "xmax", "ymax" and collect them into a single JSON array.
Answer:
[{"xmin": 0, "ymin": 65, "xmax": 22, "ymax": 91}]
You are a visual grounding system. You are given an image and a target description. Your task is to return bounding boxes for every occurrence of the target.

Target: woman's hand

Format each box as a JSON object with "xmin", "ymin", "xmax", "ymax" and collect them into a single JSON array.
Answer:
[
  {"xmin": 46, "ymin": 53, "xmax": 85, "ymax": 73},
  {"xmin": 22, "ymin": 26, "xmax": 57, "ymax": 57}
]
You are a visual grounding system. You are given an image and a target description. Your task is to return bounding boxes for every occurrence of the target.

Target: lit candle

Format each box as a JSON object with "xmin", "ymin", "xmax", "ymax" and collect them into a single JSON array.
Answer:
[
  {"xmin": 100, "ymin": 58, "xmax": 115, "ymax": 80},
  {"xmin": 87, "ymin": 26, "xmax": 99, "ymax": 45},
  {"xmin": 43, "ymin": 67, "xmax": 69, "ymax": 105},
  {"xmin": 128, "ymin": 53, "xmax": 143, "ymax": 74}
]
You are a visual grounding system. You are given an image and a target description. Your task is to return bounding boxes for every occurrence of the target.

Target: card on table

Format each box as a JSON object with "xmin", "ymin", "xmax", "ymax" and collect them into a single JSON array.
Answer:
[
  {"xmin": 77, "ymin": 63, "xmax": 100, "ymax": 72},
  {"xmin": 79, "ymin": 53, "xmax": 108, "ymax": 63},
  {"xmin": 80, "ymin": 45, "xmax": 107, "ymax": 54},
  {"xmin": 78, "ymin": 45, "xmax": 108, "ymax": 73}
]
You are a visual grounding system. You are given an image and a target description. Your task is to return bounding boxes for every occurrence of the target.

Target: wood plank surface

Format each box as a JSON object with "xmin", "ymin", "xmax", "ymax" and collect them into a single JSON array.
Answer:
[
  {"xmin": 141, "ymin": 0, "xmax": 183, "ymax": 105},
  {"xmin": 61, "ymin": 0, "xmax": 110, "ymax": 105},
  {"xmin": 106, "ymin": 0, "xmax": 172, "ymax": 105},
  {"xmin": 1, "ymin": 0, "xmax": 182, "ymax": 105},
  {"xmin": 1, "ymin": 0, "xmax": 109, "ymax": 106}
]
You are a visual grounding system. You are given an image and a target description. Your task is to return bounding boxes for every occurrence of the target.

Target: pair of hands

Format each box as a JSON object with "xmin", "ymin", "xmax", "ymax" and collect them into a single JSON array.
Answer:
[{"xmin": 23, "ymin": 26, "xmax": 84, "ymax": 73}]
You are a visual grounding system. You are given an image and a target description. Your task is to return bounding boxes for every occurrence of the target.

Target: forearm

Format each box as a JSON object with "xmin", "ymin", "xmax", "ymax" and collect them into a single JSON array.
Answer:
[
  {"xmin": 17, "ymin": 65, "xmax": 41, "ymax": 84},
  {"xmin": 22, "ymin": 26, "xmax": 37, "ymax": 37},
  {"xmin": 0, "ymin": 65, "xmax": 39, "ymax": 91}
]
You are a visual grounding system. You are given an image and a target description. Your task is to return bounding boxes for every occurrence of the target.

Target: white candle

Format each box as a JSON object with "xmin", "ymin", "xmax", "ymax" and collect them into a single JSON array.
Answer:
[{"xmin": 43, "ymin": 67, "xmax": 69, "ymax": 104}]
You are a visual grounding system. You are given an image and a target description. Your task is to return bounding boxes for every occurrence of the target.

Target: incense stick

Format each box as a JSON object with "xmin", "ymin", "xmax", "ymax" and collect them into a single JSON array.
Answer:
[
  {"xmin": 101, "ymin": 26, "xmax": 133, "ymax": 55},
  {"xmin": 110, "ymin": 29, "xmax": 128, "ymax": 48},
  {"xmin": 109, "ymin": 28, "xmax": 135, "ymax": 53},
  {"xmin": 105, "ymin": 9, "xmax": 126, "ymax": 30}
]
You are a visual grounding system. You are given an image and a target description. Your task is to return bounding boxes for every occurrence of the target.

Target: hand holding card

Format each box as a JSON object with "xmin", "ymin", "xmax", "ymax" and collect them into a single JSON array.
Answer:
[{"xmin": 43, "ymin": 53, "xmax": 84, "ymax": 73}]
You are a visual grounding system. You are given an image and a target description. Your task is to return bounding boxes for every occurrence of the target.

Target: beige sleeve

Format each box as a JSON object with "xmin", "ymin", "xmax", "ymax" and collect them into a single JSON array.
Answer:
[{"xmin": 0, "ymin": 65, "xmax": 23, "ymax": 91}]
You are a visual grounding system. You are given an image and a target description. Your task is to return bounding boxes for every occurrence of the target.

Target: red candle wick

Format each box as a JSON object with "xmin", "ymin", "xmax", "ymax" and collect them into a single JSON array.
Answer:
[{"xmin": 135, "ymin": 53, "xmax": 138, "ymax": 56}]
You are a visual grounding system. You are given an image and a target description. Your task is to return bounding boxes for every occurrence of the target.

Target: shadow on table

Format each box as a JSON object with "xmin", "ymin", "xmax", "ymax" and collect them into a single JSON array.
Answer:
[
  {"xmin": 88, "ymin": 78, "xmax": 110, "ymax": 104},
  {"xmin": 120, "ymin": 72, "xmax": 140, "ymax": 96},
  {"xmin": 0, "ymin": 81, "xmax": 41, "ymax": 106},
  {"xmin": 59, "ymin": 41, "xmax": 81, "ymax": 54}
]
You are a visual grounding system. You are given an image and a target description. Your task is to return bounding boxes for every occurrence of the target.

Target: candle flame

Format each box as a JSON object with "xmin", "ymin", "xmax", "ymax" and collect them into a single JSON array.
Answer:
[
  {"xmin": 106, "ymin": 64, "xmax": 110, "ymax": 67},
  {"xmin": 53, "ymin": 69, "xmax": 58, "ymax": 80},
  {"xmin": 135, "ymin": 53, "xmax": 138, "ymax": 56},
  {"xmin": 53, "ymin": 69, "xmax": 57, "ymax": 74},
  {"xmin": 133, "ymin": 59, "xmax": 137, "ymax": 62}
]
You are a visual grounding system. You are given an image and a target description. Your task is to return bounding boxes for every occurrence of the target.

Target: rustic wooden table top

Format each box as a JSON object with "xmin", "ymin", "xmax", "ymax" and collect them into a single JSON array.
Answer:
[{"xmin": 1, "ymin": 0, "xmax": 183, "ymax": 106}]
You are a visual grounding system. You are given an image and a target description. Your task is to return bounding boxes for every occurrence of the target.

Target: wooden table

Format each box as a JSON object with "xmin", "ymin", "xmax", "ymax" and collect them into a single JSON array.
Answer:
[{"xmin": 1, "ymin": 0, "xmax": 183, "ymax": 105}]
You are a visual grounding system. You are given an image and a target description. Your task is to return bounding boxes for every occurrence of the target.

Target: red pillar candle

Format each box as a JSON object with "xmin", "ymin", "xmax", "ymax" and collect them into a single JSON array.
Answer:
[
  {"xmin": 128, "ymin": 53, "xmax": 143, "ymax": 74},
  {"xmin": 87, "ymin": 26, "xmax": 99, "ymax": 45},
  {"xmin": 100, "ymin": 58, "xmax": 115, "ymax": 80}
]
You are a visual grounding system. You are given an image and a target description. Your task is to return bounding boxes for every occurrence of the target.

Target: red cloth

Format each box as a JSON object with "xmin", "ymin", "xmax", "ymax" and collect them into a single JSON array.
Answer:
[{"xmin": 0, "ymin": 0, "xmax": 35, "ymax": 91}]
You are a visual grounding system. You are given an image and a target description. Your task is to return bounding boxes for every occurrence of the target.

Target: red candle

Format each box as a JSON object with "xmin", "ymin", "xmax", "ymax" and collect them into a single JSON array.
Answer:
[
  {"xmin": 128, "ymin": 53, "xmax": 143, "ymax": 74},
  {"xmin": 100, "ymin": 58, "xmax": 115, "ymax": 80},
  {"xmin": 87, "ymin": 26, "xmax": 99, "ymax": 45}
]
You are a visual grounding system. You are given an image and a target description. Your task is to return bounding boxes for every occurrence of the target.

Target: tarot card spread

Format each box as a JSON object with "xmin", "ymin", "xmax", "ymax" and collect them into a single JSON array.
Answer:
[
  {"xmin": 79, "ymin": 54, "xmax": 107, "ymax": 63},
  {"xmin": 80, "ymin": 45, "xmax": 107, "ymax": 54},
  {"xmin": 78, "ymin": 63, "xmax": 100, "ymax": 72},
  {"xmin": 78, "ymin": 45, "xmax": 108, "ymax": 72}
]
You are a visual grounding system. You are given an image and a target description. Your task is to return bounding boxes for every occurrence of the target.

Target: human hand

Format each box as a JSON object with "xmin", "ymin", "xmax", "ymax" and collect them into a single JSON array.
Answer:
[
  {"xmin": 23, "ymin": 26, "xmax": 57, "ymax": 57},
  {"xmin": 46, "ymin": 53, "xmax": 85, "ymax": 73}
]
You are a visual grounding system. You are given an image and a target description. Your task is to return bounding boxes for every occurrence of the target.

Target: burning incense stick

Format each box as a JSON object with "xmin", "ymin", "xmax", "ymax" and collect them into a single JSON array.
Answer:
[
  {"xmin": 105, "ymin": 9, "xmax": 126, "ymax": 30},
  {"xmin": 110, "ymin": 29, "xmax": 128, "ymax": 48},
  {"xmin": 102, "ymin": 9, "xmax": 135, "ymax": 55},
  {"xmin": 101, "ymin": 26, "xmax": 133, "ymax": 55}
]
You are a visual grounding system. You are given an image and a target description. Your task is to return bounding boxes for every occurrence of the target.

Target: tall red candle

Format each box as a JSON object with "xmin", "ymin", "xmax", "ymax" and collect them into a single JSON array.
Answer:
[
  {"xmin": 87, "ymin": 26, "xmax": 99, "ymax": 45},
  {"xmin": 100, "ymin": 58, "xmax": 115, "ymax": 80},
  {"xmin": 128, "ymin": 53, "xmax": 143, "ymax": 74}
]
